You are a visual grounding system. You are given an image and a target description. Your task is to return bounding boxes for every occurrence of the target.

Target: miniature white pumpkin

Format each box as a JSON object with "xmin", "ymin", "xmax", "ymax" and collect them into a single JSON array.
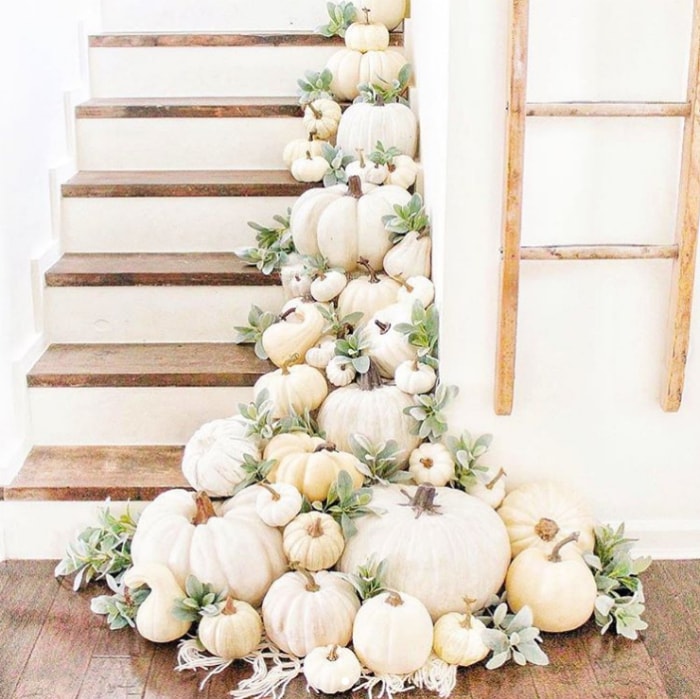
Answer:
[
  {"xmin": 279, "ymin": 258, "xmax": 309, "ymax": 299},
  {"xmin": 291, "ymin": 152, "xmax": 330, "ymax": 183},
  {"xmin": 338, "ymin": 484, "xmax": 511, "ymax": 619},
  {"xmin": 262, "ymin": 302, "xmax": 326, "ymax": 369},
  {"xmin": 327, "ymin": 49, "xmax": 408, "ymax": 102},
  {"xmin": 383, "ymin": 230, "xmax": 432, "ymax": 278},
  {"xmin": 408, "ymin": 442, "xmax": 455, "ymax": 487},
  {"xmin": 198, "ymin": 597, "xmax": 263, "ymax": 660},
  {"xmin": 262, "ymin": 569, "xmax": 360, "ymax": 657},
  {"xmin": 253, "ymin": 362, "xmax": 328, "ymax": 419},
  {"xmin": 345, "ymin": 7, "xmax": 390, "ymax": 52},
  {"xmin": 396, "ymin": 275, "xmax": 435, "ymax": 308},
  {"xmin": 337, "ymin": 261, "xmax": 401, "ymax": 323},
  {"xmin": 181, "ymin": 417, "xmax": 259, "ymax": 497},
  {"xmin": 122, "ymin": 563, "xmax": 192, "ymax": 643},
  {"xmin": 255, "ymin": 482, "xmax": 303, "ymax": 527},
  {"xmin": 337, "ymin": 101, "xmax": 418, "ymax": 158},
  {"xmin": 353, "ymin": 591, "xmax": 433, "ymax": 675},
  {"xmin": 433, "ymin": 610, "xmax": 489, "ymax": 667},
  {"xmin": 283, "ymin": 512, "xmax": 345, "ymax": 571},
  {"xmin": 326, "ymin": 356, "xmax": 357, "ymax": 387},
  {"xmin": 385, "ymin": 154, "xmax": 419, "ymax": 189},
  {"xmin": 305, "ymin": 335, "xmax": 337, "ymax": 369},
  {"xmin": 351, "ymin": 0, "xmax": 406, "ymax": 30},
  {"xmin": 346, "ymin": 149, "xmax": 388, "ymax": 185},
  {"xmin": 303, "ymin": 645, "xmax": 362, "ymax": 694},
  {"xmin": 311, "ymin": 270, "xmax": 347, "ymax": 302},
  {"xmin": 283, "ymin": 134, "xmax": 328, "ymax": 168},
  {"xmin": 303, "ymin": 99, "xmax": 342, "ymax": 140},
  {"xmin": 466, "ymin": 467, "xmax": 507, "ymax": 509},
  {"xmin": 394, "ymin": 359, "xmax": 436, "ymax": 395},
  {"xmin": 364, "ymin": 302, "xmax": 416, "ymax": 378}
]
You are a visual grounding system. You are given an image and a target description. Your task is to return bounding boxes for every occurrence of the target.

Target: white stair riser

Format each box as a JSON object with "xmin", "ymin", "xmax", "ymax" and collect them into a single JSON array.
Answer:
[
  {"xmin": 101, "ymin": 0, "xmax": 328, "ymax": 32},
  {"xmin": 62, "ymin": 197, "xmax": 298, "ymax": 252},
  {"xmin": 1, "ymin": 500, "xmax": 148, "ymax": 559},
  {"xmin": 77, "ymin": 118, "xmax": 307, "ymax": 170},
  {"xmin": 29, "ymin": 386, "xmax": 254, "ymax": 445},
  {"xmin": 45, "ymin": 286, "xmax": 284, "ymax": 343},
  {"xmin": 90, "ymin": 46, "xmax": 343, "ymax": 98}
]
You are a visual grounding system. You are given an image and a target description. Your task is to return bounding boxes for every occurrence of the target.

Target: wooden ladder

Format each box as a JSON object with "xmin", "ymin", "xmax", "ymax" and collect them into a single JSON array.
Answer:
[{"xmin": 496, "ymin": 0, "xmax": 700, "ymax": 415}]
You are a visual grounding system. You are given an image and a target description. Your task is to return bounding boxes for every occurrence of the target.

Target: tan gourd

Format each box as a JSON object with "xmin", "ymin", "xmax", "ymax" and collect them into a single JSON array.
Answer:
[
  {"xmin": 198, "ymin": 597, "xmax": 263, "ymax": 659},
  {"xmin": 283, "ymin": 512, "xmax": 345, "ymax": 571}
]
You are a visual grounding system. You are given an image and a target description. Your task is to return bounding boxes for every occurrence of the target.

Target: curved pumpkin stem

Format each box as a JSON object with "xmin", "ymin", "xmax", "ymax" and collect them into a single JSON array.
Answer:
[
  {"xmin": 327, "ymin": 644, "xmax": 340, "ymax": 661},
  {"xmin": 485, "ymin": 467, "xmax": 506, "ymax": 490},
  {"xmin": 194, "ymin": 491, "xmax": 217, "ymax": 524},
  {"xmin": 356, "ymin": 257, "xmax": 380, "ymax": 283},
  {"xmin": 258, "ymin": 482, "xmax": 281, "ymax": 501},
  {"xmin": 222, "ymin": 596, "xmax": 238, "ymax": 616},
  {"xmin": 548, "ymin": 531, "xmax": 580, "ymax": 563},
  {"xmin": 291, "ymin": 565, "xmax": 320, "ymax": 592}
]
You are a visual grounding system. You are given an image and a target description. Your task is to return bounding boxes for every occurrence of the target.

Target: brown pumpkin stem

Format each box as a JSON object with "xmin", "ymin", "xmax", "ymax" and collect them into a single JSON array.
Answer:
[
  {"xmin": 485, "ymin": 467, "xmax": 506, "ymax": 490},
  {"xmin": 307, "ymin": 129, "xmax": 318, "ymax": 141},
  {"xmin": 308, "ymin": 103, "xmax": 322, "ymax": 119},
  {"xmin": 347, "ymin": 175, "xmax": 364, "ymax": 199},
  {"xmin": 374, "ymin": 318, "xmax": 391, "ymax": 335},
  {"xmin": 419, "ymin": 458, "xmax": 434, "ymax": 470},
  {"xmin": 313, "ymin": 441, "xmax": 337, "ymax": 453},
  {"xmin": 279, "ymin": 306, "xmax": 297, "ymax": 321},
  {"xmin": 535, "ymin": 517, "xmax": 560, "ymax": 542},
  {"xmin": 548, "ymin": 531, "xmax": 580, "ymax": 563},
  {"xmin": 362, "ymin": 7, "xmax": 371, "ymax": 24},
  {"xmin": 399, "ymin": 485, "xmax": 442, "ymax": 518},
  {"xmin": 387, "ymin": 161, "xmax": 396, "ymax": 173},
  {"xmin": 194, "ymin": 491, "xmax": 217, "ymax": 524},
  {"xmin": 258, "ymin": 482, "xmax": 281, "ymax": 501},
  {"xmin": 308, "ymin": 516, "xmax": 325, "ymax": 538},
  {"xmin": 385, "ymin": 591, "xmax": 404, "ymax": 607},
  {"xmin": 305, "ymin": 150, "xmax": 313, "ymax": 160},
  {"xmin": 293, "ymin": 565, "xmax": 320, "ymax": 592},
  {"xmin": 356, "ymin": 148, "xmax": 366, "ymax": 168},
  {"xmin": 222, "ymin": 596, "xmax": 238, "ymax": 615},
  {"xmin": 357, "ymin": 359, "xmax": 383, "ymax": 391},
  {"xmin": 460, "ymin": 597, "xmax": 477, "ymax": 628},
  {"xmin": 356, "ymin": 257, "xmax": 380, "ymax": 283},
  {"xmin": 281, "ymin": 353, "xmax": 301, "ymax": 374},
  {"xmin": 327, "ymin": 645, "xmax": 340, "ymax": 661}
]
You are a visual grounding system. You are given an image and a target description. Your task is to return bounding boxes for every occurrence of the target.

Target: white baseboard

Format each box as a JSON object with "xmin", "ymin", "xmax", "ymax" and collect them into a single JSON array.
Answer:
[{"xmin": 619, "ymin": 519, "xmax": 700, "ymax": 560}]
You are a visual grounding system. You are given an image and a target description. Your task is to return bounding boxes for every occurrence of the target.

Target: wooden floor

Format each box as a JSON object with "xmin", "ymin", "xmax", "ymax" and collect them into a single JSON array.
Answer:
[{"xmin": 1, "ymin": 560, "xmax": 698, "ymax": 699}]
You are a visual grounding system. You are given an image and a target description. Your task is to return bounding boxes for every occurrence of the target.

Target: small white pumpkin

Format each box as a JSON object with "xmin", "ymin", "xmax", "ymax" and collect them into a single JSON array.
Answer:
[
  {"xmin": 303, "ymin": 645, "xmax": 362, "ymax": 694},
  {"xmin": 337, "ymin": 260, "xmax": 401, "ymax": 323},
  {"xmin": 255, "ymin": 482, "xmax": 303, "ymax": 527},
  {"xmin": 466, "ymin": 467, "xmax": 507, "ymax": 509},
  {"xmin": 198, "ymin": 597, "xmax": 263, "ymax": 660},
  {"xmin": 262, "ymin": 302, "xmax": 326, "ymax": 369},
  {"xmin": 352, "ymin": 591, "xmax": 433, "ymax": 675},
  {"xmin": 303, "ymin": 99, "xmax": 342, "ymax": 140},
  {"xmin": 385, "ymin": 154, "xmax": 419, "ymax": 189},
  {"xmin": 122, "ymin": 563, "xmax": 191, "ymax": 643},
  {"xmin": 283, "ymin": 512, "xmax": 345, "ymax": 571},
  {"xmin": 305, "ymin": 335, "xmax": 337, "ymax": 369},
  {"xmin": 291, "ymin": 152, "xmax": 330, "ymax": 183},
  {"xmin": 396, "ymin": 275, "xmax": 435, "ymax": 309},
  {"xmin": 262, "ymin": 569, "xmax": 360, "ymax": 657},
  {"xmin": 283, "ymin": 134, "xmax": 328, "ymax": 168},
  {"xmin": 364, "ymin": 302, "xmax": 416, "ymax": 378},
  {"xmin": 351, "ymin": 0, "xmax": 406, "ymax": 30},
  {"xmin": 254, "ymin": 362, "xmax": 328, "ymax": 419},
  {"xmin": 383, "ymin": 230, "xmax": 432, "ymax": 279},
  {"xmin": 394, "ymin": 359, "xmax": 436, "ymax": 395},
  {"xmin": 327, "ymin": 49, "xmax": 408, "ymax": 102},
  {"xmin": 346, "ymin": 149, "xmax": 388, "ymax": 185},
  {"xmin": 279, "ymin": 258, "xmax": 310, "ymax": 299},
  {"xmin": 344, "ymin": 7, "xmax": 390, "ymax": 52},
  {"xmin": 311, "ymin": 270, "xmax": 348, "ymax": 303},
  {"xmin": 433, "ymin": 608, "xmax": 489, "ymax": 667},
  {"xmin": 408, "ymin": 442, "xmax": 455, "ymax": 487},
  {"xmin": 326, "ymin": 356, "xmax": 357, "ymax": 387}
]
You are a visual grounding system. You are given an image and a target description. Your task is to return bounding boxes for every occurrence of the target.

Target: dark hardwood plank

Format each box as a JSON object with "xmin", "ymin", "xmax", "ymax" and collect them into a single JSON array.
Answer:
[
  {"xmin": 77, "ymin": 656, "xmax": 152, "ymax": 698},
  {"xmin": 6, "ymin": 445, "xmax": 187, "ymax": 502},
  {"xmin": 27, "ymin": 343, "xmax": 272, "ymax": 388},
  {"xmin": 93, "ymin": 623, "xmax": 156, "ymax": 659},
  {"xmin": 143, "ymin": 643, "xmax": 203, "ymax": 699},
  {"xmin": 61, "ymin": 170, "xmax": 320, "ymax": 198},
  {"xmin": 462, "ymin": 664, "xmax": 541, "ymax": 699},
  {"xmin": 45, "ymin": 253, "xmax": 280, "ymax": 287},
  {"xmin": 0, "ymin": 561, "xmax": 60, "ymax": 698}
]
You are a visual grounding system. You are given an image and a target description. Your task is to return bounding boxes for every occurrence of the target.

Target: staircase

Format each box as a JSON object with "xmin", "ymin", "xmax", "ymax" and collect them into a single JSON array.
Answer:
[{"xmin": 3, "ymin": 3, "xmax": 407, "ymax": 558}]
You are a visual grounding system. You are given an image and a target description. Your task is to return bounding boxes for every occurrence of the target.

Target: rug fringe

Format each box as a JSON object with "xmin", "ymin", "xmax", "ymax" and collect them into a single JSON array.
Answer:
[{"xmin": 176, "ymin": 638, "xmax": 233, "ymax": 690}]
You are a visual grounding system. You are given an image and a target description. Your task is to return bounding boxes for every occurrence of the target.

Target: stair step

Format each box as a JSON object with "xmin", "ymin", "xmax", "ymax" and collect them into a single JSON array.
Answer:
[
  {"xmin": 5, "ymin": 446, "xmax": 187, "ymax": 501},
  {"xmin": 27, "ymin": 343, "xmax": 271, "ymax": 388},
  {"xmin": 45, "ymin": 253, "xmax": 278, "ymax": 287},
  {"xmin": 62, "ymin": 170, "xmax": 318, "ymax": 197}
]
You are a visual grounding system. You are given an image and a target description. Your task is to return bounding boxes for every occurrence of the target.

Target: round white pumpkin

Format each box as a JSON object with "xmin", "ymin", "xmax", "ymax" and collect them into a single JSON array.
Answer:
[
  {"xmin": 283, "ymin": 512, "xmax": 345, "ymax": 571},
  {"xmin": 433, "ymin": 612, "xmax": 489, "ymax": 667},
  {"xmin": 253, "ymin": 363, "xmax": 328, "ymax": 419},
  {"xmin": 327, "ymin": 49, "xmax": 408, "ymax": 102},
  {"xmin": 198, "ymin": 597, "xmax": 263, "ymax": 660},
  {"xmin": 303, "ymin": 645, "xmax": 362, "ymax": 694},
  {"xmin": 408, "ymin": 442, "xmax": 455, "ymax": 487},
  {"xmin": 255, "ymin": 482, "xmax": 303, "ymax": 528},
  {"xmin": 351, "ymin": 0, "xmax": 406, "ymax": 30}
]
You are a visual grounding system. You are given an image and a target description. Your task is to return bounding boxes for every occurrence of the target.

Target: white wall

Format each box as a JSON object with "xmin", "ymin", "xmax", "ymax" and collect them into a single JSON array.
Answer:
[
  {"xmin": 0, "ymin": 1, "xmax": 101, "ymax": 481},
  {"xmin": 411, "ymin": 0, "xmax": 700, "ymax": 557}
]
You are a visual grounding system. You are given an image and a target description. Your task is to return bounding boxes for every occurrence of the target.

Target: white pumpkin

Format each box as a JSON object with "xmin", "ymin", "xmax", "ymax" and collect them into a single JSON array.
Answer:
[
  {"xmin": 198, "ymin": 597, "xmax": 263, "ymax": 660},
  {"xmin": 310, "ymin": 270, "xmax": 347, "ymax": 303},
  {"xmin": 303, "ymin": 99, "xmax": 342, "ymax": 140},
  {"xmin": 466, "ymin": 467, "xmax": 507, "ymax": 509},
  {"xmin": 337, "ymin": 101, "xmax": 418, "ymax": 158},
  {"xmin": 327, "ymin": 49, "xmax": 408, "ymax": 102},
  {"xmin": 262, "ymin": 569, "xmax": 360, "ymax": 657},
  {"xmin": 433, "ymin": 611, "xmax": 489, "ymax": 667},
  {"xmin": 497, "ymin": 481, "xmax": 596, "ymax": 557},
  {"xmin": 262, "ymin": 301, "xmax": 326, "ymax": 369},
  {"xmin": 305, "ymin": 335, "xmax": 337, "ymax": 369},
  {"xmin": 253, "ymin": 362, "xmax": 328, "ymax": 419},
  {"xmin": 181, "ymin": 417, "xmax": 259, "ymax": 497},
  {"xmin": 351, "ymin": 0, "xmax": 406, "ymax": 30},
  {"xmin": 326, "ymin": 356, "xmax": 357, "ymax": 387},
  {"xmin": 385, "ymin": 154, "xmax": 419, "ymax": 189},
  {"xmin": 408, "ymin": 442, "xmax": 455, "ymax": 487},
  {"xmin": 364, "ymin": 302, "xmax": 416, "ymax": 378},
  {"xmin": 396, "ymin": 275, "xmax": 435, "ymax": 308},
  {"xmin": 303, "ymin": 645, "xmax": 362, "ymax": 694},
  {"xmin": 255, "ymin": 482, "xmax": 303, "ymax": 528},
  {"xmin": 279, "ymin": 258, "xmax": 310, "ymax": 299},
  {"xmin": 337, "ymin": 263, "xmax": 402, "ymax": 323},
  {"xmin": 291, "ymin": 152, "xmax": 330, "ymax": 183},
  {"xmin": 352, "ymin": 591, "xmax": 433, "ymax": 675},
  {"xmin": 346, "ymin": 149, "xmax": 388, "ymax": 185},
  {"xmin": 338, "ymin": 484, "xmax": 511, "ymax": 620},
  {"xmin": 317, "ymin": 360, "xmax": 420, "ymax": 464},
  {"xmin": 290, "ymin": 177, "xmax": 410, "ymax": 271},
  {"xmin": 345, "ymin": 8, "xmax": 390, "ymax": 51},
  {"xmin": 131, "ymin": 489, "xmax": 287, "ymax": 607},
  {"xmin": 283, "ymin": 134, "xmax": 328, "ymax": 168},
  {"xmin": 383, "ymin": 230, "xmax": 432, "ymax": 279},
  {"xmin": 283, "ymin": 512, "xmax": 345, "ymax": 571},
  {"xmin": 122, "ymin": 563, "xmax": 191, "ymax": 643},
  {"xmin": 394, "ymin": 359, "xmax": 436, "ymax": 395}
]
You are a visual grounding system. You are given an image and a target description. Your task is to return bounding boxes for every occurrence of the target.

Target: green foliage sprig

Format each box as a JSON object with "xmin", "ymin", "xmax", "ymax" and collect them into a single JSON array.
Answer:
[
  {"xmin": 367, "ymin": 141, "xmax": 402, "ymax": 167},
  {"xmin": 404, "ymin": 384, "xmax": 459, "ymax": 441},
  {"xmin": 394, "ymin": 300, "xmax": 439, "ymax": 368},
  {"xmin": 318, "ymin": 303, "xmax": 363, "ymax": 338},
  {"xmin": 343, "ymin": 556, "xmax": 389, "ymax": 601},
  {"xmin": 356, "ymin": 64, "xmax": 412, "ymax": 106},
  {"xmin": 584, "ymin": 523, "xmax": 651, "ymax": 640},
  {"xmin": 90, "ymin": 573, "xmax": 150, "ymax": 631},
  {"xmin": 444, "ymin": 430, "xmax": 492, "ymax": 489},
  {"xmin": 334, "ymin": 328, "xmax": 371, "ymax": 374},
  {"xmin": 234, "ymin": 210, "xmax": 294, "ymax": 275},
  {"xmin": 316, "ymin": 1, "xmax": 357, "ymax": 38},
  {"xmin": 297, "ymin": 69, "xmax": 335, "ymax": 105},
  {"xmin": 349, "ymin": 434, "xmax": 412, "ymax": 485},
  {"xmin": 382, "ymin": 192, "xmax": 430, "ymax": 243},
  {"xmin": 233, "ymin": 305, "xmax": 277, "ymax": 360},
  {"xmin": 172, "ymin": 576, "xmax": 227, "ymax": 623},
  {"xmin": 55, "ymin": 504, "xmax": 139, "ymax": 590},
  {"xmin": 231, "ymin": 454, "xmax": 278, "ymax": 495},
  {"xmin": 321, "ymin": 143, "xmax": 355, "ymax": 187}
]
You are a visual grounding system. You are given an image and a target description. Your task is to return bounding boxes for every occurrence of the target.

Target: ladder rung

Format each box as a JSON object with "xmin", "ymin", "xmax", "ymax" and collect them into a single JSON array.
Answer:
[
  {"xmin": 526, "ymin": 102, "xmax": 691, "ymax": 118},
  {"xmin": 520, "ymin": 244, "xmax": 679, "ymax": 260}
]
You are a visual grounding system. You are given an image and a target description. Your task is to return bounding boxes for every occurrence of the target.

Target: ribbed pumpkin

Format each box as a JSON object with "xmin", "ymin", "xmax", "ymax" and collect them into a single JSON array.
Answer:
[
  {"xmin": 336, "ymin": 259, "xmax": 401, "ymax": 325},
  {"xmin": 327, "ymin": 48, "xmax": 408, "ymax": 102},
  {"xmin": 253, "ymin": 362, "xmax": 328, "ymax": 419}
]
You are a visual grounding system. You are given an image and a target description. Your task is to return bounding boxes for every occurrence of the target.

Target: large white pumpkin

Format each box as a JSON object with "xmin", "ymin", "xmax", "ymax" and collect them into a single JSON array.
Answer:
[
  {"xmin": 351, "ymin": 0, "xmax": 406, "ymax": 30},
  {"xmin": 327, "ymin": 48, "xmax": 408, "ymax": 102},
  {"xmin": 337, "ymin": 102, "xmax": 418, "ymax": 159},
  {"xmin": 131, "ymin": 488, "xmax": 287, "ymax": 607},
  {"xmin": 338, "ymin": 485, "xmax": 511, "ymax": 620}
]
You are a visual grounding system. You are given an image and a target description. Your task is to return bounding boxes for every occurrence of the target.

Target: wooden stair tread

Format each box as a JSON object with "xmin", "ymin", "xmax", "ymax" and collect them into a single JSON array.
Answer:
[
  {"xmin": 62, "ymin": 170, "xmax": 319, "ymax": 197},
  {"xmin": 4, "ymin": 446, "xmax": 187, "ymax": 501},
  {"xmin": 89, "ymin": 32, "xmax": 403, "ymax": 48},
  {"xmin": 46, "ymin": 253, "xmax": 280, "ymax": 287},
  {"xmin": 27, "ymin": 343, "xmax": 272, "ymax": 388},
  {"xmin": 76, "ymin": 96, "xmax": 303, "ymax": 119}
]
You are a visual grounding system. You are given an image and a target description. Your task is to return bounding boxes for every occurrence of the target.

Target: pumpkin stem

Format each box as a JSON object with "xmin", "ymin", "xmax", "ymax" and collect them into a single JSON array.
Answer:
[
  {"xmin": 548, "ymin": 531, "xmax": 580, "ymax": 563},
  {"xmin": 194, "ymin": 491, "xmax": 217, "ymax": 524},
  {"xmin": 399, "ymin": 485, "xmax": 442, "ymax": 518},
  {"xmin": 258, "ymin": 482, "xmax": 281, "ymax": 501},
  {"xmin": 460, "ymin": 613, "xmax": 474, "ymax": 630},
  {"xmin": 387, "ymin": 161, "xmax": 396, "ymax": 173},
  {"xmin": 279, "ymin": 306, "xmax": 297, "ymax": 321},
  {"xmin": 356, "ymin": 257, "xmax": 379, "ymax": 283},
  {"xmin": 281, "ymin": 353, "xmax": 300, "ymax": 374},
  {"xmin": 308, "ymin": 102, "xmax": 322, "ymax": 119},
  {"xmin": 313, "ymin": 441, "xmax": 338, "ymax": 453},
  {"xmin": 385, "ymin": 591, "xmax": 404, "ymax": 607},
  {"xmin": 535, "ymin": 517, "xmax": 560, "ymax": 542},
  {"xmin": 461, "ymin": 596, "xmax": 477, "ymax": 625},
  {"xmin": 375, "ymin": 93, "xmax": 386, "ymax": 108},
  {"xmin": 305, "ymin": 150, "xmax": 313, "ymax": 160},
  {"xmin": 362, "ymin": 6, "xmax": 371, "ymax": 24},
  {"xmin": 419, "ymin": 457, "xmax": 434, "ymax": 470},
  {"xmin": 356, "ymin": 148, "xmax": 366, "ymax": 168},
  {"xmin": 292, "ymin": 565, "xmax": 320, "ymax": 592},
  {"xmin": 222, "ymin": 596, "xmax": 238, "ymax": 615},
  {"xmin": 327, "ymin": 644, "xmax": 340, "ymax": 662},
  {"xmin": 374, "ymin": 318, "xmax": 391, "ymax": 335},
  {"xmin": 485, "ymin": 467, "xmax": 506, "ymax": 490},
  {"xmin": 307, "ymin": 129, "xmax": 317, "ymax": 141},
  {"xmin": 308, "ymin": 516, "xmax": 325, "ymax": 538},
  {"xmin": 357, "ymin": 359, "xmax": 383, "ymax": 391},
  {"xmin": 347, "ymin": 175, "xmax": 364, "ymax": 199}
]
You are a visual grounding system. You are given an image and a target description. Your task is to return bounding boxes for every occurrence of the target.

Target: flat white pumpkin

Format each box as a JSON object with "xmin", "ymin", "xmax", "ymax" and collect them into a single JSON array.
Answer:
[
  {"xmin": 327, "ymin": 48, "xmax": 408, "ymax": 102},
  {"xmin": 466, "ymin": 467, "xmax": 507, "ymax": 509},
  {"xmin": 303, "ymin": 99, "xmax": 342, "ymax": 140},
  {"xmin": 291, "ymin": 153, "xmax": 330, "ymax": 183},
  {"xmin": 283, "ymin": 135, "xmax": 328, "ymax": 169},
  {"xmin": 198, "ymin": 597, "xmax": 263, "ymax": 660},
  {"xmin": 394, "ymin": 359, "xmax": 436, "ymax": 395},
  {"xmin": 344, "ymin": 9, "xmax": 390, "ymax": 52},
  {"xmin": 385, "ymin": 154, "xmax": 419, "ymax": 189},
  {"xmin": 433, "ymin": 612, "xmax": 489, "ymax": 667},
  {"xmin": 255, "ymin": 482, "xmax": 303, "ymax": 528},
  {"xmin": 408, "ymin": 442, "xmax": 455, "ymax": 487},
  {"xmin": 253, "ymin": 362, "xmax": 328, "ymax": 419},
  {"xmin": 396, "ymin": 275, "xmax": 435, "ymax": 308},
  {"xmin": 303, "ymin": 645, "xmax": 362, "ymax": 694},
  {"xmin": 310, "ymin": 270, "xmax": 347, "ymax": 303},
  {"xmin": 337, "ymin": 262, "xmax": 401, "ymax": 324}
]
